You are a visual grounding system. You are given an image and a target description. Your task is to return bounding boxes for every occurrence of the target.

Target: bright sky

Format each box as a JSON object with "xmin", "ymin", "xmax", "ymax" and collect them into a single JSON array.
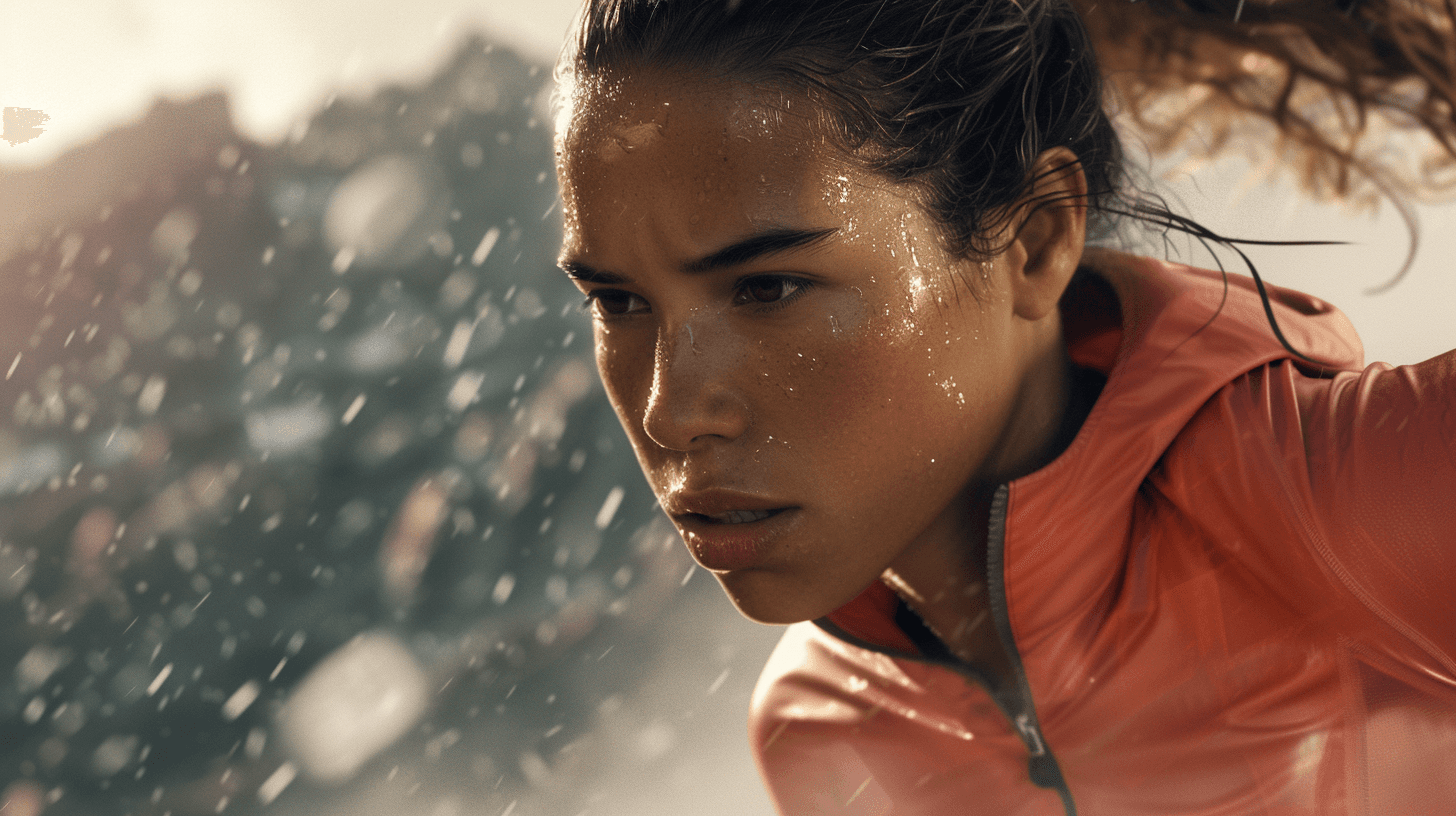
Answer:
[
  {"xmin": 0, "ymin": 0, "xmax": 582, "ymax": 166},
  {"xmin": 0, "ymin": 0, "xmax": 1452, "ymax": 365}
]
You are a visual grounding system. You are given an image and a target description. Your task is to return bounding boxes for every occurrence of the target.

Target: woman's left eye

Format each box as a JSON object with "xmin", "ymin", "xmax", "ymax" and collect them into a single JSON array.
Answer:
[{"xmin": 732, "ymin": 276, "xmax": 811, "ymax": 308}]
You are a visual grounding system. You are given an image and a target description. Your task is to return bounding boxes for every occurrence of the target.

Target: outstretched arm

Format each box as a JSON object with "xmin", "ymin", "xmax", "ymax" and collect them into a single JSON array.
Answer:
[{"xmin": 1292, "ymin": 349, "xmax": 1456, "ymax": 673}]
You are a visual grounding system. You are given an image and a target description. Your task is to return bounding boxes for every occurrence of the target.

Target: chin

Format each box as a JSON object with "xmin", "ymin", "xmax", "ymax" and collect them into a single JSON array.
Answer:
[{"xmin": 713, "ymin": 570, "xmax": 855, "ymax": 626}]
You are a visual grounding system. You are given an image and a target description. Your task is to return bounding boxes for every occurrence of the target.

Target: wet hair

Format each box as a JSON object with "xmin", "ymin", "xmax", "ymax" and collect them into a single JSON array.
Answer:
[
  {"xmin": 562, "ymin": 0, "xmax": 1124, "ymax": 260},
  {"xmin": 559, "ymin": 0, "xmax": 1456, "ymax": 357},
  {"xmin": 1078, "ymin": 0, "xmax": 1456, "ymax": 214},
  {"xmin": 1075, "ymin": 0, "xmax": 1456, "ymax": 294}
]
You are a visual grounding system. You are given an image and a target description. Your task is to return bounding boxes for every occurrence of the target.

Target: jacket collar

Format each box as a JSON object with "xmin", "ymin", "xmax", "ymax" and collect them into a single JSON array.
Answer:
[{"xmin": 819, "ymin": 248, "xmax": 1364, "ymax": 656}]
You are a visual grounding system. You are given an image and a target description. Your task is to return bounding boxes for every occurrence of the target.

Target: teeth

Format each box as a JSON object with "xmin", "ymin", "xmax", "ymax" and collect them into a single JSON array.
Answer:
[{"xmin": 709, "ymin": 509, "xmax": 773, "ymax": 524}]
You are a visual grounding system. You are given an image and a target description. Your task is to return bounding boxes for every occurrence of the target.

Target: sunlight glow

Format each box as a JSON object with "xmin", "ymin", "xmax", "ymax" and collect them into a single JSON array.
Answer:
[{"xmin": 0, "ymin": 0, "xmax": 581, "ymax": 167}]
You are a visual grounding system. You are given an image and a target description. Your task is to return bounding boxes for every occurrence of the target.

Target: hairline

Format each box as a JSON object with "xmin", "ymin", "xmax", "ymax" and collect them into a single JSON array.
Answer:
[{"xmin": 555, "ymin": 56, "xmax": 977, "ymax": 258}]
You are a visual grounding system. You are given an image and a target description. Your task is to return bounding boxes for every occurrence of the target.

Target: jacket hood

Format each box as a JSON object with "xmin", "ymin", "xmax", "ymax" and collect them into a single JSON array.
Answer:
[{"xmin": 821, "ymin": 248, "xmax": 1365, "ymax": 655}]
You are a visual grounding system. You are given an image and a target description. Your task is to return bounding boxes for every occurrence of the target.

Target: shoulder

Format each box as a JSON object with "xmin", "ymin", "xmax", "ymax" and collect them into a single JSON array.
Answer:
[
  {"xmin": 749, "ymin": 622, "xmax": 958, "ymax": 728},
  {"xmin": 748, "ymin": 622, "xmax": 888, "ymax": 733},
  {"xmin": 1157, "ymin": 352, "xmax": 1456, "ymax": 666},
  {"xmin": 1162, "ymin": 350, "xmax": 1456, "ymax": 533}
]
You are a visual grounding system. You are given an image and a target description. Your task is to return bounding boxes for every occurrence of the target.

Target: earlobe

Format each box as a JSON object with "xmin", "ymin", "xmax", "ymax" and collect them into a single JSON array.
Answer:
[{"xmin": 1008, "ymin": 147, "xmax": 1088, "ymax": 322}]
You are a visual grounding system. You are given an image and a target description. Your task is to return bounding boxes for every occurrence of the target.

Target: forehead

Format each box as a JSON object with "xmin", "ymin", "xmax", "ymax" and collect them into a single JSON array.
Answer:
[
  {"xmin": 557, "ymin": 68, "xmax": 818, "ymax": 162},
  {"xmin": 555, "ymin": 69, "xmax": 856, "ymax": 254}
]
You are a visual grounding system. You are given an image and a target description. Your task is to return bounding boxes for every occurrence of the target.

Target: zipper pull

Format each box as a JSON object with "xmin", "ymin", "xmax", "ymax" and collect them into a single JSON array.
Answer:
[
  {"xmin": 1017, "ymin": 714, "xmax": 1065, "ymax": 795},
  {"xmin": 1015, "ymin": 713, "xmax": 1047, "ymax": 757}
]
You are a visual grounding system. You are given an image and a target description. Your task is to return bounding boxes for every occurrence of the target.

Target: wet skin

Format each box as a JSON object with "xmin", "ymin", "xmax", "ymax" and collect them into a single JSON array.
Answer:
[{"xmin": 555, "ymin": 69, "xmax": 1087, "ymax": 666}]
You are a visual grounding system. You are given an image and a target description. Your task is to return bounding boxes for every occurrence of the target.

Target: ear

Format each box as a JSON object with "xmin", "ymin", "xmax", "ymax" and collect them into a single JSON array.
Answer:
[{"xmin": 1005, "ymin": 147, "xmax": 1088, "ymax": 322}]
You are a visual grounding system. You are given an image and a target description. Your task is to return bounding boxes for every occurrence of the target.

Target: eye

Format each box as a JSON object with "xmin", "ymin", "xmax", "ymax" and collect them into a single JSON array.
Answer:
[
  {"xmin": 583, "ymin": 289, "xmax": 649, "ymax": 317},
  {"xmin": 733, "ymin": 276, "xmax": 810, "ymax": 309}
]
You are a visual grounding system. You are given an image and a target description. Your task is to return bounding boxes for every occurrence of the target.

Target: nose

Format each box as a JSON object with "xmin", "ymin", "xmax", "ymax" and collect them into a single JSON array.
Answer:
[{"xmin": 641, "ymin": 318, "xmax": 750, "ymax": 451}]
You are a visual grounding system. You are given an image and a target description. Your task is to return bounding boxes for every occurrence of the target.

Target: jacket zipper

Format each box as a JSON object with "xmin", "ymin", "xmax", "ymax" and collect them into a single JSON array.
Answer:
[
  {"xmin": 813, "ymin": 483, "xmax": 1078, "ymax": 815},
  {"xmin": 984, "ymin": 483, "xmax": 1077, "ymax": 816}
]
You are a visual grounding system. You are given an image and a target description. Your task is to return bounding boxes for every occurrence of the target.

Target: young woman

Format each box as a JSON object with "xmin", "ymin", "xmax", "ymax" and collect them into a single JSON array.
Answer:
[{"xmin": 551, "ymin": 0, "xmax": 1456, "ymax": 813}]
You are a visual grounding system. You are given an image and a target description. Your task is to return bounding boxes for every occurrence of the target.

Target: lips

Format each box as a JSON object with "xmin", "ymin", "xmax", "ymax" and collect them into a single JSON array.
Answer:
[
  {"xmin": 701, "ymin": 508, "xmax": 777, "ymax": 524},
  {"xmin": 664, "ymin": 487, "xmax": 791, "ymax": 519},
  {"xmin": 666, "ymin": 489, "xmax": 798, "ymax": 571}
]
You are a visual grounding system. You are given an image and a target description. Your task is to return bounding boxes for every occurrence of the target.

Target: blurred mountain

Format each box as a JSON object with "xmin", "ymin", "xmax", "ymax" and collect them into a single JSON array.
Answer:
[
  {"xmin": 0, "ymin": 34, "xmax": 698, "ymax": 816},
  {"xmin": 0, "ymin": 94, "xmax": 238, "ymax": 268}
]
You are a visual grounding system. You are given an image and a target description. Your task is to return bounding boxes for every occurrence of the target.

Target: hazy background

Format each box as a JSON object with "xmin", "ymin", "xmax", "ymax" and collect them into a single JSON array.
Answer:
[
  {"xmin": 0, "ymin": 2, "xmax": 1452, "ymax": 816},
  {"xmin": 0, "ymin": 0, "xmax": 577, "ymax": 165},
  {"xmin": 7, "ymin": 0, "xmax": 1448, "ymax": 362}
]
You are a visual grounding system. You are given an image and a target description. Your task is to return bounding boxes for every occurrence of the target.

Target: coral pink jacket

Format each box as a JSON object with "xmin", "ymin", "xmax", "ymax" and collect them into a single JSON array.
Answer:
[{"xmin": 749, "ymin": 249, "xmax": 1456, "ymax": 815}]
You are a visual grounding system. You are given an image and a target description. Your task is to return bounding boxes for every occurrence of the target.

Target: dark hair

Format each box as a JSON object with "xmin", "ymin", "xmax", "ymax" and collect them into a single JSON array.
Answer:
[
  {"xmin": 562, "ymin": 0, "xmax": 1125, "ymax": 259},
  {"xmin": 558, "ymin": 0, "xmax": 1361, "ymax": 360},
  {"xmin": 1077, "ymin": 0, "xmax": 1456, "ymax": 214}
]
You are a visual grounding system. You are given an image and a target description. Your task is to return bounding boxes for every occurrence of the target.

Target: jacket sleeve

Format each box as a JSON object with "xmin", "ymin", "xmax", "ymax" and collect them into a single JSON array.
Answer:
[
  {"xmin": 747, "ymin": 624, "xmax": 1067, "ymax": 816},
  {"xmin": 1291, "ymin": 348, "xmax": 1456, "ymax": 673},
  {"xmin": 749, "ymin": 624, "xmax": 896, "ymax": 816}
]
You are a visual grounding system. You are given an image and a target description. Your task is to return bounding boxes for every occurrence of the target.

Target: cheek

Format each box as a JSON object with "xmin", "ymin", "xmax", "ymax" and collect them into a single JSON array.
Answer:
[
  {"xmin": 768, "ymin": 301, "xmax": 996, "ymax": 460},
  {"xmin": 765, "ymin": 322, "xmax": 914, "ymax": 445},
  {"xmin": 593, "ymin": 325, "xmax": 652, "ymax": 423}
]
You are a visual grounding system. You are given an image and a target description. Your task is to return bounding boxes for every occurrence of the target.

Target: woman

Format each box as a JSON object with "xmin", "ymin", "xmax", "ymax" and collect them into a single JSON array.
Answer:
[{"xmin": 551, "ymin": 0, "xmax": 1456, "ymax": 813}]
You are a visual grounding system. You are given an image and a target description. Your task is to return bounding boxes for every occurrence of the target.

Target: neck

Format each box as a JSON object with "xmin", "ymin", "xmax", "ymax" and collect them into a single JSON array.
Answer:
[
  {"xmin": 882, "ymin": 325, "xmax": 1095, "ymax": 668},
  {"xmin": 984, "ymin": 328, "xmax": 1079, "ymax": 482}
]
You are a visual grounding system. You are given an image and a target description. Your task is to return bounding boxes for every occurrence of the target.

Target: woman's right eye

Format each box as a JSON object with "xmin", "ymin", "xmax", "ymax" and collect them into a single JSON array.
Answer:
[{"xmin": 584, "ymin": 289, "xmax": 649, "ymax": 317}]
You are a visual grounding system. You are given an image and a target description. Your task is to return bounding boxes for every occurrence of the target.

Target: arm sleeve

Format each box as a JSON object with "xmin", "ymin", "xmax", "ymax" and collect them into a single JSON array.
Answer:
[
  {"xmin": 1293, "ymin": 348, "xmax": 1456, "ymax": 672},
  {"xmin": 747, "ymin": 624, "xmax": 1066, "ymax": 816},
  {"xmin": 748, "ymin": 624, "xmax": 895, "ymax": 816}
]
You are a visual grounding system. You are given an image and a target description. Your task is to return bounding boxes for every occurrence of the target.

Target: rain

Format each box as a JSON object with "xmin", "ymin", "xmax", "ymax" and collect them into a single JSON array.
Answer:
[
  {"xmin": 0, "ymin": 21, "xmax": 782, "ymax": 816},
  {"xmin": 4, "ymin": 3, "xmax": 1456, "ymax": 816}
]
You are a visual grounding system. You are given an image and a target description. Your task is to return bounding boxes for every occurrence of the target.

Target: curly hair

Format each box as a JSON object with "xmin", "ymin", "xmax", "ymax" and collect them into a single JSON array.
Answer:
[{"xmin": 1077, "ymin": 0, "xmax": 1456, "ymax": 210}]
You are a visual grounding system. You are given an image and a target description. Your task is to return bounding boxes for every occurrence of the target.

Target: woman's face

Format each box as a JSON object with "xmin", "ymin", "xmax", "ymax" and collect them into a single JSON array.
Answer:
[{"xmin": 556, "ymin": 71, "xmax": 1049, "ymax": 623}]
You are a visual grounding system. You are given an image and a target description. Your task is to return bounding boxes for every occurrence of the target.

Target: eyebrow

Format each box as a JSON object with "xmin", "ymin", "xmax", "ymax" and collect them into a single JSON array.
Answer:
[{"xmin": 559, "ymin": 226, "xmax": 838, "ymax": 285}]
